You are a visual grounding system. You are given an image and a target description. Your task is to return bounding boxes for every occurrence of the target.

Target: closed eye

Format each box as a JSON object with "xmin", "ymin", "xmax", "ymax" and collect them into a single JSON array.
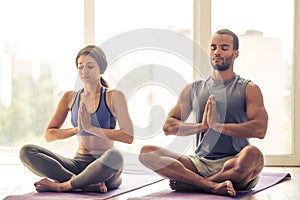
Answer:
[{"xmin": 211, "ymin": 45, "xmax": 217, "ymax": 51}]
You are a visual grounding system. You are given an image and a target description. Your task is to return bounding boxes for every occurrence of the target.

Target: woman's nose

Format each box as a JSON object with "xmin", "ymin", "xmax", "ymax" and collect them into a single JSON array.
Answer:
[{"xmin": 82, "ymin": 66, "xmax": 88, "ymax": 74}]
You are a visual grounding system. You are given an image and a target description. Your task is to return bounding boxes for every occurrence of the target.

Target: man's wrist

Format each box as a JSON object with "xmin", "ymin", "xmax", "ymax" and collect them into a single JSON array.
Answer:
[
  {"xmin": 197, "ymin": 123, "xmax": 208, "ymax": 133},
  {"xmin": 210, "ymin": 123, "xmax": 223, "ymax": 132}
]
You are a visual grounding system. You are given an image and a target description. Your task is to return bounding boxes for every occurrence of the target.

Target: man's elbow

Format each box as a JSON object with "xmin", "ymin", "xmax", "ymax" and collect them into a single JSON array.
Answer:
[
  {"xmin": 162, "ymin": 124, "xmax": 168, "ymax": 135},
  {"xmin": 257, "ymin": 132, "xmax": 266, "ymax": 139},
  {"xmin": 257, "ymin": 126, "xmax": 267, "ymax": 139},
  {"xmin": 163, "ymin": 124, "xmax": 173, "ymax": 136}
]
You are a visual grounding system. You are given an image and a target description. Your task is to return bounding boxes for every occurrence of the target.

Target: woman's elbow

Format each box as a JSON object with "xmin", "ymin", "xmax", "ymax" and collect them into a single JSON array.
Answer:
[
  {"xmin": 44, "ymin": 134, "xmax": 52, "ymax": 142},
  {"xmin": 122, "ymin": 132, "xmax": 133, "ymax": 144},
  {"xmin": 44, "ymin": 130, "xmax": 54, "ymax": 142}
]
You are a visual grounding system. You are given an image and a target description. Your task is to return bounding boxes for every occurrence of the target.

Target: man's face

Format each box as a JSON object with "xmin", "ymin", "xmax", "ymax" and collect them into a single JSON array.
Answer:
[{"xmin": 210, "ymin": 34, "xmax": 238, "ymax": 71}]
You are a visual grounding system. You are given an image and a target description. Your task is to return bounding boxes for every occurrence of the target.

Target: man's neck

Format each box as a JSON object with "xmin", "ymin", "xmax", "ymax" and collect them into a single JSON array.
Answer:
[{"xmin": 212, "ymin": 70, "xmax": 235, "ymax": 82}]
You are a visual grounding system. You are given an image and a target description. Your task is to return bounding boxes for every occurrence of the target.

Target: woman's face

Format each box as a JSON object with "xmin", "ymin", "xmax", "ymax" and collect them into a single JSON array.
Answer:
[{"xmin": 77, "ymin": 55, "xmax": 101, "ymax": 84}]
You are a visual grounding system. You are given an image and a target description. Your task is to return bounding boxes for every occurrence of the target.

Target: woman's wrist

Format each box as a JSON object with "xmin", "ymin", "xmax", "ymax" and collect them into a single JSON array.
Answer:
[{"xmin": 74, "ymin": 127, "xmax": 80, "ymax": 135}]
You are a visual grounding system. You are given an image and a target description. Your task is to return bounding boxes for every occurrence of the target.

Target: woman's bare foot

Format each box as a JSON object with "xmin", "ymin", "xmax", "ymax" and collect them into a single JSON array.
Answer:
[
  {"xmin": 83, "ymin": 182, "xmax": 108, "ymax": 193},
  {"xmin": 34, "ymin": 178, "xmax": 72, "ymax": 192},
  {"xmin": 99, "ymin": 182, "xmax": 108, "ymax": 193},
  {"xmin": 34, "ymin": 178, "xmax": 59, "ymax": 192}
]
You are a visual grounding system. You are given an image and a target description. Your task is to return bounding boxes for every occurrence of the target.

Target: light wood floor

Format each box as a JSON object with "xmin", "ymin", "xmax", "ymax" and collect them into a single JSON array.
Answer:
[{"xmin": 1, "ymin": 165, "xmax": 300, "ymax": 200}]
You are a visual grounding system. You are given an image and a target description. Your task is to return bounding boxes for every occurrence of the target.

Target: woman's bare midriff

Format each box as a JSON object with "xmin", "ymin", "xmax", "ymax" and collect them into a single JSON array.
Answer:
[{"xmin": 77, "ymin": 136, "xmax": 114, "ymax": 155}]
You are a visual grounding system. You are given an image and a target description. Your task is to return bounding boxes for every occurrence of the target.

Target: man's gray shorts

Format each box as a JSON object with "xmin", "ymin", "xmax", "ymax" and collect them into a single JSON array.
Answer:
[{"xmin": 188, "ymin": 155, "xmax": 259, "ymax": 191}]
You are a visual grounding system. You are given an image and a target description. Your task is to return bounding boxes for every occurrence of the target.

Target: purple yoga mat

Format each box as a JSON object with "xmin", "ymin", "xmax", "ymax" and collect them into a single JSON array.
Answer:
[
  {"xmin": 3, "ymin": 171, "xmax": 164, "ymax": 200},
  {"xmin": 128, "ymin": 171, "xmax": 291, "ymax": 200}
]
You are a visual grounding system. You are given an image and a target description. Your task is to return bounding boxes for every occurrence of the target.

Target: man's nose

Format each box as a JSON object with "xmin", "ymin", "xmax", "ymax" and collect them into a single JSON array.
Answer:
[{"xmin": 214, "ymin": 48, "xmax": 221, "ymax": 56}]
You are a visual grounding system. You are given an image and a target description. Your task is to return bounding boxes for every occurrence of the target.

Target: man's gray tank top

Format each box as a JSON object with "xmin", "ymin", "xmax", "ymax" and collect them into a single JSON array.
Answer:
[{"xmin": 191, "ymin": 74, "xmax": 250, "ymax": 160}]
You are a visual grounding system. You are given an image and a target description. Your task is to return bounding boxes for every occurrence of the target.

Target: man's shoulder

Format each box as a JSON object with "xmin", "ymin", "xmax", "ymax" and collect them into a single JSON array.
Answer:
[
  {"xmin": 192, "ymin": 76, "xmax": 211, "ymax": 87},
  {"xmin": 235, "ymin": 74, "xmax": 251, "ymax": 85}
]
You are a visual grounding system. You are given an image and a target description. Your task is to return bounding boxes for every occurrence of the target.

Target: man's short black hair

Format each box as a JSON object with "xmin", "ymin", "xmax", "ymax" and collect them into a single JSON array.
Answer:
[{"xmin": 215, "ymin": 29, "xmax": 239, "ymax": 50}]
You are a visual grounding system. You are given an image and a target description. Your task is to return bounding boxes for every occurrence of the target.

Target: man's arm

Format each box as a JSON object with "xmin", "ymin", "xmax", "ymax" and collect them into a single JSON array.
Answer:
[
  {"xmin": 163, "ymin": 83, "xmax": 209, "ymax": 136},
  {"xmin": 211, "ymin": 82, "xmax": 268, "ymax": 139}
]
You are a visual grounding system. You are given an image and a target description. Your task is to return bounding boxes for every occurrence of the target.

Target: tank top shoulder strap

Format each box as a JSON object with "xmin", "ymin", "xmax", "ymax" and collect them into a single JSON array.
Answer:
[{"xmin": 71, "ymin": 89, "xmax": 83, "ymax": 110}]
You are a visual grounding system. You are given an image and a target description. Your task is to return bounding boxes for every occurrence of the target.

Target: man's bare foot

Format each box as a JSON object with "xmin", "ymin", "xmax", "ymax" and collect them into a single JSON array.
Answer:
[
  {"xmin": 169, "ymin": 179, "xmax": 236, "ymax": 196},
  {"xmin": 169, "ymin": 180, "xmax": 201, "ymax": 192},
  {"xmin": 212, "ymin": 180, "xmax": 236, "ymax": 196}
]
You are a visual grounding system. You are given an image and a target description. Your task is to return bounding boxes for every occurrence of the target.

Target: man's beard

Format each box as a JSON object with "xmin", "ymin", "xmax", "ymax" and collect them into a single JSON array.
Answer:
[{"xmin": 211, "ymin": 54, "xmax": 233, "ymax": 71}]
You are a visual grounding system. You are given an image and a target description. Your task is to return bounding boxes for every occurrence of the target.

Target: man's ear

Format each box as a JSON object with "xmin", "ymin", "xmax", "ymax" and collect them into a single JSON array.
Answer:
[{"xmin": 234, "ymin": 50, "xmax": 239, "ymax": 58}]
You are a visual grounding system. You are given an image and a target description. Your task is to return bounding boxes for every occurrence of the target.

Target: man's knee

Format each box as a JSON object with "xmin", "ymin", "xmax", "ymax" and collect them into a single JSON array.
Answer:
[
  {"xmin": 239, "ymin": 145, "xmax": 264, "ymax": 166},
  {"xmin": 139, "ymin": 145, "xmax": 159, "ymax": 165},
  {"xmin": 140, "ymin": 145, "xmax": 160, "ymax": 154},
  {"xmin": 242, "ymin": 145, "xmax": 262, "ymax": 155},
  {"xmin": 222, "ymin": 146, "xmax": 263, "ymax": 173}
]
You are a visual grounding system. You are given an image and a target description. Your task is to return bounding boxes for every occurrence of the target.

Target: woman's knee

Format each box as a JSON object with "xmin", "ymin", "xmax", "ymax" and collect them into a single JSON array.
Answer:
[
  {"xmin": 19, "ymin": 144, "xmax": 37, "ymax": 162},
  {"xmin": 101, "ymin": 149, "xmax": 124, "ymax": 170}
]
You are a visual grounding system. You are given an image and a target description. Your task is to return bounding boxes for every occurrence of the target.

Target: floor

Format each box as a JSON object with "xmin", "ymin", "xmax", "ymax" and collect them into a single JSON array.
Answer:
[{"xmin": 1, "ymin": 165, "xmax": 300, "ymax": 200}]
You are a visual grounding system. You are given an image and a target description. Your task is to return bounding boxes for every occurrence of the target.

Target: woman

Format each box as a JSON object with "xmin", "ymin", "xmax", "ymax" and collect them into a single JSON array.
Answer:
[{"xmin": 19, "ymin": 45, "xmax": 134, "ymax": 193}]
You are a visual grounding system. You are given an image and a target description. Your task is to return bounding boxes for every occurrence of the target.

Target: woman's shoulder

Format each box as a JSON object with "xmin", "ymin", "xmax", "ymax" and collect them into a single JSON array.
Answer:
[
  {"xmin": 105, "ymin": 88, "xmax": 124, "ymax": 96},
  {"xmin": 63, "ymin": 90, "xmax": 77, "ymax": 99},
  {"xmin": 105, "ymin": 88, "xmax": 127, "ymax": 104},
  {"xmin": 61, "ymin": 90, "xmax": 78, "ymax": 108}
]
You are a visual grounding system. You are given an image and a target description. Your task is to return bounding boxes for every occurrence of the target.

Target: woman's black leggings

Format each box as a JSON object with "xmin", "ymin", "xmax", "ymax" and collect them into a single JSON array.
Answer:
[{"xmin": 19, "ymin": 144, "xmax": 123, "ymax": 190}]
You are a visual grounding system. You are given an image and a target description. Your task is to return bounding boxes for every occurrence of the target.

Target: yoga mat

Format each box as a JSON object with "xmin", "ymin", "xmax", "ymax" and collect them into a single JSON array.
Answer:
[
  {"xmin": 128, "ymin": 171, "xmax": 291, "ymax": 200},
  {"xmin": 3, "ymin": 171, "xmax": 164, "ymax": 200}
]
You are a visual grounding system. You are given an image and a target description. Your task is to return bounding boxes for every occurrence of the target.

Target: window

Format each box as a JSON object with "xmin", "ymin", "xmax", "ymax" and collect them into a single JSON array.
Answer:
[
  {"xmin": 94, "ymin": 0, "xmax": 194, "ymax": 169},
  {"xmin": 0, "ymin": 0, "xmax": 84, "ymax": 163}
]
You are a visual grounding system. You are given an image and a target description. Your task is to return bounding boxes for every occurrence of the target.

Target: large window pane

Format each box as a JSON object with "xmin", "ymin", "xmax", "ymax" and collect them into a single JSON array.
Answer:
[
  {"xmin": 212, "ymin": 0, "xmax": 293, "ymax": 154},
  {"xmin": 0, "ymin": 0, "xmax": 84, "ymax": 163},
  {"xmin": 94, "ymin": 0, "xmax": 194, "ymax": 167}
]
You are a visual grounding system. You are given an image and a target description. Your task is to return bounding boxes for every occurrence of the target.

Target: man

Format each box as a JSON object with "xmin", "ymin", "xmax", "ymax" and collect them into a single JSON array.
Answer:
[{"xmin": 139, "ymin": 29, "xmax": 268, "ymax": 196}]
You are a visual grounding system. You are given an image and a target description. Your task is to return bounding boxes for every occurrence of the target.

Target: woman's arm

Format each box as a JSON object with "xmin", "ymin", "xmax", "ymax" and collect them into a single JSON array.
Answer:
[{"xmin": 44, "ymin": 91, "xmax": 79, "ymax": 142}]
